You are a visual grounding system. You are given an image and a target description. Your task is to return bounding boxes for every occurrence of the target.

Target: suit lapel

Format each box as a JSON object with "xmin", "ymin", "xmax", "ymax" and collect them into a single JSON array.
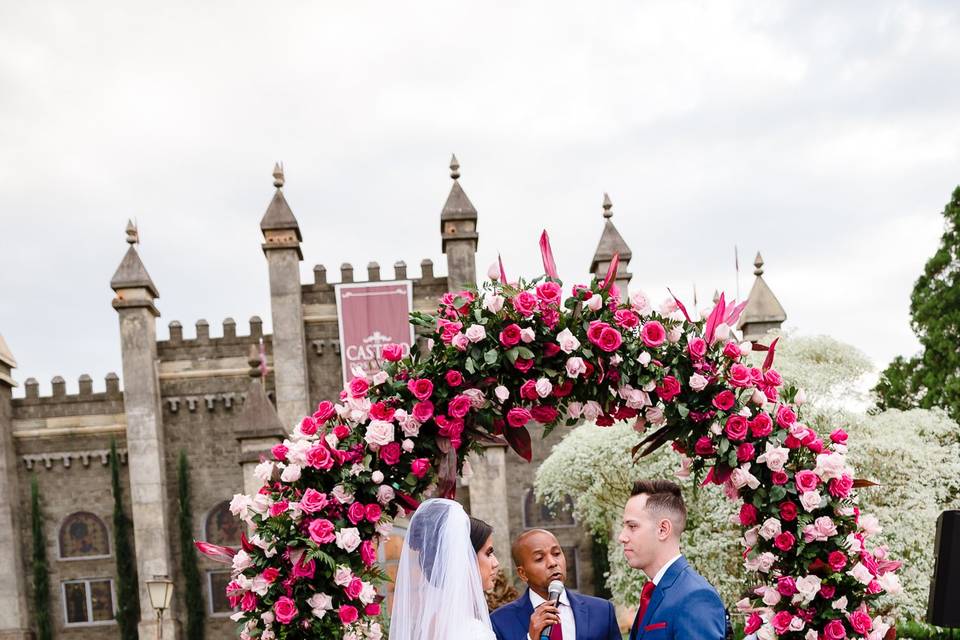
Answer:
[
  {"xmin": 567, "ymin": 590, "xmax": 588, "ymax": 640},
  {"xmin": 514, "ymin": 590, "xmax": 535, "ymax": 636},
  {"xmin": 639, "ymin": 556, "xmax": 689, "ymax": 635}
]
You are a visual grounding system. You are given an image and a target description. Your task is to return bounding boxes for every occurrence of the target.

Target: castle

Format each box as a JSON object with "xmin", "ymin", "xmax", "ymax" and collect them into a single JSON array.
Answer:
[{"xmin": 0, "ymin": 159, "xmax": 786, "ymax": 640}]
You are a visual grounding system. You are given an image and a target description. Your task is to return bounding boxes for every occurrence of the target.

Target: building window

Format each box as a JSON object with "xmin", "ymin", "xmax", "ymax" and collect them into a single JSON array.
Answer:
[
  {"xmin": 208, "ymin": 571, "xmax": 235, "ymax": 616},
  {"xmin": 59, "ymin": 512, "xmax": 110, "ymax": 559},
  {"xmin": 522, "ymin": 487, "xmax": 575, "ymax": 528},
  {"xmin": 62, "ymin": 579, "xmax": 115, "ymax": 625},
  {"xmin": 204, "ymin": 501, "xmax": 241, "ymax": 547}
]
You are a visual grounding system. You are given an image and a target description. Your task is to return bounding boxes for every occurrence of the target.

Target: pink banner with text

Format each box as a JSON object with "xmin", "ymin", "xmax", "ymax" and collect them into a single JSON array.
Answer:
[{"xmin": 335, "ymin": 281, "xmax": 414, "ymax": 385}]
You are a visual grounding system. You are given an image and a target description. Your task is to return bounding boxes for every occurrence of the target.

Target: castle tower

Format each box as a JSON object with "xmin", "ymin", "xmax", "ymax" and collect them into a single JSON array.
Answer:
[
  {"xmin": 236, "ymin": 345, "xmax": 286, "ymax": 496},
  {"xmin": 589, "ymin": 193, "xmax": 633, "ymax": 295},
  {"xmin": 440, "ymin": 155, "xmax": 479, "ymax": 291},
  {"xmin": 110, "ymin": 222, "xmax": 177, "ymax": 639},
  {"xmin": 260, "ymin": 164, "xmax": 310, "ymax": 428},
  {"xmin": 737, "ymin": 252, "xmax": 787, "ymax": 342},
  {"xmin": 0, "ymin": 334, "xmax": 30, "ymax": 639}
]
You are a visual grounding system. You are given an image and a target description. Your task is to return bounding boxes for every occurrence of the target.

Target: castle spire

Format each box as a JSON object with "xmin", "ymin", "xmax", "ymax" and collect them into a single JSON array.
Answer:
[
  {"xmin": 440, "ymin": 154, "xmax": 478, "ymax": 290},
  {"xmin": 589, "ymin": 193, "xmax": 633, "ymax": 293},
  {"xmin": 737, "ymin": 251, "xmax": 787, "ymax": 342},
  {"xmin": 234, "ymin": 344, "xmax": 284, "ymax": 435},
  {"xmin": 260, "ymin": 162, "xmax": 302, "ymax": 257},
  {"xmin": 111, "ymin": 221, "xmax": 159, "ymax": 309}
]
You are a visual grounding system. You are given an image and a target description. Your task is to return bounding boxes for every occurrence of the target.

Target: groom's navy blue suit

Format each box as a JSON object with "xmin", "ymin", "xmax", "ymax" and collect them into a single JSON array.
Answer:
[
  {"xmin": 628, "ymin": 556, "xmax": 725, "ymax": 640},
  {"xmin": 491, "ymin": 588, "xmax": 621, "ymax": 640}
]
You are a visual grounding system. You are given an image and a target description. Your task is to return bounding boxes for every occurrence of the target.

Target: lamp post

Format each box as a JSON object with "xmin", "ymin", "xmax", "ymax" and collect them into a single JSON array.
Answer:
[{"xmin": 145, "ymin": 575, "xmax": 174, "ymax": 640}]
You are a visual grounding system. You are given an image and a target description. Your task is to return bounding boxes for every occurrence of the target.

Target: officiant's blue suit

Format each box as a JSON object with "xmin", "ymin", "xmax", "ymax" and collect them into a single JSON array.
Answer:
[
  {"xmin": 490, "ymin": 588, "xmax": 621, "ymax": 640},
  {"xmin": 628, "ymin": 556, "xmax": 725, "ymax": 640}
]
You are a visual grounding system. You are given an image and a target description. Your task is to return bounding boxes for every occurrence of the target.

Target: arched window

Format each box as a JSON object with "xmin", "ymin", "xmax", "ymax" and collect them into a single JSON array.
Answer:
[
  {"xmin": 204, "ymin": 501, "xmax": 241, "ymax": 547},
  {"xmin": 59, "ymin": 512, "xmax": 110, "ymax": 559},
  {"xmin": 522, "ymin": 487, "xmax": 575, "ymax": 529}
]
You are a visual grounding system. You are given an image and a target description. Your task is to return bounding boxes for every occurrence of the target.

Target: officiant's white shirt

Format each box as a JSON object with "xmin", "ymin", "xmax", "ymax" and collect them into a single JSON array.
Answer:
[{"xmin": 527, "ymin": 588, "xmax": 576, "ymax": 640}]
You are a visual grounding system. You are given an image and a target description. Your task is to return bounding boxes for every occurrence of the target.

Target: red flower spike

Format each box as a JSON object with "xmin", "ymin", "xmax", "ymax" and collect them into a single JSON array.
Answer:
[
  {"xmin": 600, "ymin": 253, "xmax": 620, "ymax": 292},
  {"xmin": 762, "ymin": 337, "xmax": 780, "ymax": 372},
  {"xmin": 666, "ymin": 287, "xmax": 693, "ymax": 323},
  {"xmin": 504, "ymin": 424, "xmax": 532, "ymax": 461},
  {"xmin": 194, "ymin": 541, "xmax": 237, "ymax": 564},
  {"xmin": 539, "ymin": 230, "xmax": 560, "ymax": 281},
  {"xmin": 704, "ymin": 292, "xmax": 725, "ymax": 344},
  {"xmin": 498, "ymin": 253, "xmax": 508, "ymax": 284}
]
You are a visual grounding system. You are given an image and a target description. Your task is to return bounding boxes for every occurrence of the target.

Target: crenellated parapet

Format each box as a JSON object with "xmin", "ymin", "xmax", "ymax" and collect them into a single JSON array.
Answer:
[
  {"xmin": 14, "ymin": 373, "xmax": 123, "ymax": 408},
  {"xmin": 301, "ymin": 259, "xmax": 449, "ymax": 308},
  {"xmin": 159, "ymin": 316, "xmax": 266, "ymax": 352}
]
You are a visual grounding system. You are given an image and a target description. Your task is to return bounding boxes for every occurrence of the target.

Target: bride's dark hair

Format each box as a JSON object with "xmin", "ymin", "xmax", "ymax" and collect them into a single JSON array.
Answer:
[{"xmin": 469, "ymin": 516, "xmax": 493, "ymax": 553}]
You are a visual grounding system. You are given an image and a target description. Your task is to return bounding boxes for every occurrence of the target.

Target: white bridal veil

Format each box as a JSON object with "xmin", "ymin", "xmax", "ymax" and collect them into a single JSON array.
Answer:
[{"xmin": 389, "ymin": 498, "xmax": 493, "ymax": 640}]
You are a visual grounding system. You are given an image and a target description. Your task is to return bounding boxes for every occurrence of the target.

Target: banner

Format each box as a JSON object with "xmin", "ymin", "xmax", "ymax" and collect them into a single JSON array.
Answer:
[{"xmin": 335, "ymin": 281, "xmax": 415, "ymax": 385}]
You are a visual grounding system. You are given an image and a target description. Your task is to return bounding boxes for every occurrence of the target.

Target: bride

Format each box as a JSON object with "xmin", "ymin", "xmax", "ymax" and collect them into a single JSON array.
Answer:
[{"xmin": 389, "ymin": 499, "xmax": 501, "ymax": 640}]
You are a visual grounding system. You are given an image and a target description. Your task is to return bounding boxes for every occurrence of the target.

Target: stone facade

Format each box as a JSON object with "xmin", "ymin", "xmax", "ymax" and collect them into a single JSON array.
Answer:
[{"xmin": 0, "ymin": 163, "xmax": 784, "ymax": 639}]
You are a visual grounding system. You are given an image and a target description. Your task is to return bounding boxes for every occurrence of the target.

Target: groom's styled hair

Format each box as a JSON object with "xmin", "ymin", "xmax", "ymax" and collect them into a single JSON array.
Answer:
[{"xmin": 631, "ymin": 479, "xmax": 687, "ymax": 534}]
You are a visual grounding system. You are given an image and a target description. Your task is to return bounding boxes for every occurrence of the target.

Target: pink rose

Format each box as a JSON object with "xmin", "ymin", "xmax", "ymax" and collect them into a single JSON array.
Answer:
[
  {"xmin": 365, "ymin": 503, "xmax": 382, "ymax": 522},
  {"xmin": 512, "ymin": 291, "xmax": 538, "ymax": 316},
  {"xmin": 739, "ymin": 503, "xmax": 758, "ymax": 526},
  {"xmin": 292, "ymin": 556, "xmax": 316, "ymax": 579},
  {"xmin": 830, "ymin": 428, "xmax": 849, "ymax": 444},
  {"xmin": 828, "ymin": 551, "xmax": 847, "ymax": 572},
  {"xmin": 412, "ymin": 400, "xmax": 434, "ymax": 422},
  {"xmin": 499, "ymin": 323, "xmax": 522, "ymax": 347},
  {"xmin": 506, "ymin": 407, "xmax": 532, "ymax": 428},
  {"xmin": 348, "ymin": 377, "xmax": 370, "ymax": 398},
  {"xmin": 382, "ymin": 343, "xmax": 404, "ymax": 362},
  {"xmin": 597, "ymin": 326, "xmax": 623, "ymax": 352},
  {"xmin": 271, "ymin": 443, "xmax": 288, "ymax": 461},
  {"xmin": 565, "ymin": 357, "xmax": 587, "ymax": 378},
  {"xmin": 823, "ymin": 619, "xmax": 846, "ymax": 640},
  {"xmin": 448, "ymin": 395, "xmax": 472, "ymax": 419},
  {"xmin": 763, "ymin": 369, "xmax": 783, "ymax": 386},
  {"xmin": 725, "ymin": 415, "xmax": 749, "ymax": 441},
  {"xmin": 641, "ymin": 321, "xmax": 666, "ymax": 347},
  {"xmin": 776, "ymin": 405, "xmax": 797, "ymax": 428},
  {"xmin": 411, "ymin": 458, "xmax": 430, "ymax": 478},
  {"xmin": 313, "ymin": 400, "xmax": 336, "ymax": 422},
  {"xmin": 736, "ymin": 442, "xmax": 756, "ymax": 462},
  {"xmin": 687, "ymin": 337, "xmax": 707, "ymax": 360},
  {"xmin": 308, "ymin": 518, "xmax": 336, "ymax": 544},
  {"xmin": 300, "ymin": 489, "xmax": 328, "ymax": 514},
  {"xmin": 712, "ymin": 390, "xmax": 735, "ymax": 411},
  {"xmin": 727, "ymin": 363, "xmax": 752, "ymax": 388},
  {"xmin": 795, "ymin": 469, "xmax": 820, "ymax": 493},
  {"xmin": 445, "ymin": 370, "xmax": 464, "ymax": 387},
  {"xmin": 774, "ymin": 531, "xmax": 795, "ymax": 551},
  {"xmin": 300, "ymin": 416, "xmax": 319, "ymax": 436},
  {"xmin": 361, "ymin": 540, "xmax": 377, "ymax": 567},
  {"xmin": 613, "ymin": 309, "xmax": 640, "ymax": 329},
  {"xmin": 828, "ymin": 475, "xmax": 853, "ymax": 498},
  {"xmin": 274, "ymin": 596, "xmax": 298, "ymax": 625},
  {"xmin": 749, "ymin": 414, "xmax": 773, "ymax": 438},
  {"xmin": 348, "ymin": 502, "xmax": 367, "ymax": 525},
  {"xmin": 407, "ymin": 378, "xmax": 434, "ymax": 401},
  {"xmin": 345, "ymin": 577, "xmax": 364, "ymax": 600},
  {"xmin": 307, "ymin": 444, "xmax": 334, "ymax": 470},
  {"xmin": 338, "ymin": 604, "xmax": 359, "ymax": 625},
  {"xmin": 656, "ymin": 376, "xmax": 682, "ymax": 402},
  {"xmin": 241, "ymin": 591, "xmax": 257, "ymax": 612}
]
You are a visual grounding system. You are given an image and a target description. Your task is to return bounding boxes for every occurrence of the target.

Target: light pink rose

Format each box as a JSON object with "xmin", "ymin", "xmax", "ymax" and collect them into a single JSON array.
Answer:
[
  {"xmin": 307, "ymin": 593, "xmax": 333, "ymax": 618},
  {"xmin": 520, "ymin": 327, "xmax": 536, "ymax": 343},
  {"xmin": 300, "ymin": 489, "xmax": 329, "ymax": 514},
  {"xmin": 494, "ymin": 385, "xmax": 510, "ymax": 402},
  {"xmin": 582, "ymin": 401, "xmax": 602, "ymax": 421},
  {"xmin": 757, "ymin": 444, "xmax": 790, "ymax": 472},
  {"xmin": 799, "ymin": 490, "xmax": 822, "ymax": 512},
  {"xmin": 465, "ymin": 324, "xmax": 486, "ymax": 342},
  {"xmin": 376, "ymin": 484, "xmax": 395, "ymax": 504},
  {"xmin": 451, "ymin": 332, "xmax": 469, "ymax": 351},
  {"xmin": 585, "ymin": 294, "xmax": 603, "ymax": 311},
  {"xmin": 689, "ymin": 373, "xmax": 708, "ymax": 392},
  {"xmin": 335, "ymin": 527, "xmax": 362, "ymax": 552},
  {"xmin": 758, "ymin": 517, "xmax": 782, "ymax": 540},
  {"xmin": 511, "ymin": 291, "xmax": 538, "ymax": 316},
  {"xmin": 630, "ymin": 289, "xmax": 652, "ymax": 315},
  {"xmin": 483, "ymin": 294, "xmax": 504, "ymax": 313},
  {"xmin": 364, "ymin": 420, "xmax": 394, "ymax": 448},
  {"xmin": 556, "ymin": 328, "xmax": 581, "ymax": 353},
  {"xmin": 565, "ymin": 357, "xmax": 587, "ymax": 378},
  {"xmin": 534, "ymin": 378, "xmax": 553, "ymax": 398}
]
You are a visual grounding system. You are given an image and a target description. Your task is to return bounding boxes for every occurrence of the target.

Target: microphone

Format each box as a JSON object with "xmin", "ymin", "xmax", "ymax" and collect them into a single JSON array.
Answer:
[{"xmin": 539, "ymin": 580, "xmax": 564, "ymax": 640}]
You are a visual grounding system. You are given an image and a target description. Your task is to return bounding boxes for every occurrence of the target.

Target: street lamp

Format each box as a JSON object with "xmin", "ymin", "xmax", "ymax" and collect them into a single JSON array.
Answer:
[{"xmin": 145, "ymin": 575, "xmax": 174, "ymax": 640}]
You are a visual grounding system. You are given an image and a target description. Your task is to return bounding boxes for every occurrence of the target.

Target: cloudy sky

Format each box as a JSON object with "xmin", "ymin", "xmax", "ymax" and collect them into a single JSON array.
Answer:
[{"xmin": 2, "ymin": 1, "xmax": 958, "ymax": 396}]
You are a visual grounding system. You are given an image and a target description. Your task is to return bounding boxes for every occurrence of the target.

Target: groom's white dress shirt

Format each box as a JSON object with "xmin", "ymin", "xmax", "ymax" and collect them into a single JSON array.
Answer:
[
  {"xmin": 527, "ymin": 588, "xmax": 576, "ymax": 640},
  {"xmin": 650, "ymin": 553, "xmax": 683, "ymax": 585}
]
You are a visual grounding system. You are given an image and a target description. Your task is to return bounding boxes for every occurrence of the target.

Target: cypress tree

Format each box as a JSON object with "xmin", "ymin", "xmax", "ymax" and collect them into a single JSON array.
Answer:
[
  {"xmin": 178, "ymin": 450, "xmax": 204, "ymax": 640},
  {"xmin": 111, "ymin": 439, "xmax": 140, "ymax": 639},
  {"xmin": 30, "ymin": 476, "xmax": 52, "ymax": 640}
]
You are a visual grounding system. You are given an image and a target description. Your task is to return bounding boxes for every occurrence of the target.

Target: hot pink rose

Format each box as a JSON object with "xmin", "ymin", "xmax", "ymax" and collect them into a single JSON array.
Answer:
[
  {"xmin": 722, "ymin": 341, "xmax": 742, "ymax": 360},
  {"xmin": 656, "ymin": 376, "xmax": 681, "ymax": 402},
  {"xmin": 536, "ymin": 282, "xmax": 562, "ymax": 306},
  {"xmin": 506, "ymin": 407, "xmax": 532, "ymax": 428},
  {"xmin": 597, "ymin": 326, "xmax": 623, "ymax": 352},
  {"xmin": 307, "ymin": 444, "xmax": 334, "ymax": 470},
  {"xmin": 823, "ymin": 619, "xmax": 846, "ymax": 640},
  {"xmin": 407, "ymin": 378, "xmax": 434, "ymax": 400},
  {"xmin": 445, "ymin": 370, "xmax": 464, "ymax": 387},
  {"xmin": 349, "ymin": 377, "xmax": 370, "ymax": 398},
  {"xmin": 269, "ymin": 500, "xmax": 289, "ymax": 518},
  {"xmin": 300, "ymin": 489, "xmax": 328, "ymax": 514},
  {"xmin": 848, "ymin": 608, "xmax": 873, "ymax": 635},
  {"xmin": 512, "ymin": 291, "xmax": 538, "ymax": 317},
  {"xmin": 725, "ymin": 415, "xmax": 748, "ymax": 441},
  {"xmin": 776, "ymin": 405, "xmax": 797, "ymax": 428},
  {"xmin": 382, "ymin": 343, "xmax": 404, "ymax": 362},
  {"xmin": 774, "ymin": 531, "xmax": 796, "ymax": 551},
  {"xmin": 380, "ymin": 442, "xmax": 401, "ymax": 465},
  {"xmin": 744, "ymin": 613, "xmax": 762, "ymax": 634},
  {"xmin": 361, "ymin": 540, "xmax": 377, "ymax": 567},
  {"xmin": 274, "ymin": 596, "xmax": 298, "ymax": 624},
  {"xmin": 348, "ymin": 501, "xmax": 367, "ymax": 525},
  {"xmin": 261, "ymin": 567, "xmax": 280, "ymax": 583},
  {"xmin": 499, "ymin": 323, "xmax": 522, "ymax": 347},
  {"xmin": 820, "ymin": 584, "xmax": 836, "ymax": 599},
  {"xmin": 828, "ymin": 551, "xmax": 847, "ymax": 572},
  {"xmin": 613, "ymin": 309, "xmax": 640, "ymax": 329},
  {"xmin": 771, "ymin": 611, "xmax": 794, "ymax": 635},
  {"xmin": 776, "ymin": 576, "xmax": 798, "ymax": 596},
  {"xmin": 830, "ymin": 428, "xmax": 849, "ymax": 444},
  {"xmin": 771, "ymin": 470, "xmax": 789, "ymax": 486},
  {"xmin": 333, "ymin": 424, "xmax": 350, "ymax": 440},
  {"xmin": 448, "ymin": 395, "xmax": 472, "ymax": 419},
  {"xmin": 749, "ymin": 414, "xmax": 773, "ymax": 438},
  {"xmin": 308, "ymin": 518, "xmax": 336, "ymax": 544},
  {"xmin": 365, "ymin": 603, "xmax": 381, "ymax": 616},
  {"xmin": 365, "ymin": 503, "xmax": 382, "ymax": 522},
  {"xmin": 828, "ymin": 475, "xmax": 853, "ymax": 498},
  {"xmin": 271, "ymin": 443, "xmax": 288, "ymax": 461},
  {"xmin": 736, "ymin": 442, "xmax": 756, "ymax": 462},
  {"xmin": 300, "ymin": 416, "xmax": 319, "ymax": 435},
  {"xmin": 764, "ymin": 369, "xmax": 783, "ymax": 386},
  {"xmin": 411, "ymin": 458, "xmax": 430, "ymax": 478},
  {"xmin": 292, "ymin": 557, "xmax": 316, "ymax": 579},
  {"xmin": 727, "ymin": 363, "xmax": 752, "ymax": 388},
  {"xmin": 795, "ymin": 469, "xmax": 820, "ymax": 493},
  {"xmin": 241, "ymin": 591, "xmax": 257, "ymax": 611},
  {"xmin": 687, "ymin": 337, "xmax": 707, "ymax": 360},
  {"xmin": 412, "ymin": 400, "xmax": 434, "ymax": 422},
  {"xmin": 712, "ymin": 390, "xmax": 735, "ymax": 411},
  {"xmin": 694, "ymin": 436, "xmax": 716, "ymax": 456},
  {"xmin": 345, "ymin": 577, "xmax": 364, "ymax": 599},
  {"xmin": 641, "ymin": 321, "xmax": 666, "ymax": 347},
  {"xmin": 338, "ymin": 604, "xmax": 359, "ymax": 625},
  {"xmin": 739, "ymin": 503, "xmax": 759, "ymax": 526},
  {"xmin": 586, "ymin": 321, "xmax": 607, "ymax": 345},
  {"xmin": 313, "ymin": 400, "xmax": 336, "ymax": 422}
]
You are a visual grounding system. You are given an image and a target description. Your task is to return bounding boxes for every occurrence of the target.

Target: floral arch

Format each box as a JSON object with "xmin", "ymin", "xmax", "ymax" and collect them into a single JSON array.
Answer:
[{"xmin": 203, "ymin": 235, "xmax": 901, "ymax": 640}]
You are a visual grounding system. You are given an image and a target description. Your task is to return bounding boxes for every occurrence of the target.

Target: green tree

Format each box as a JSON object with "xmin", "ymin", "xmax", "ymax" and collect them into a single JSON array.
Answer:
[
  {"xmin": 30, "ymin": 476, "xmax": 52, "ymax": 640},
  {"xmin": 178, "ymin": 450, "xmax": 204, "ymax": 640},
  {"xmin": 111, "ymin": 439, "xmax": 140, "ymax": 639},
  {"xmin": 875, "ymin": 186, "xmax": 960, "ymax": 422}
]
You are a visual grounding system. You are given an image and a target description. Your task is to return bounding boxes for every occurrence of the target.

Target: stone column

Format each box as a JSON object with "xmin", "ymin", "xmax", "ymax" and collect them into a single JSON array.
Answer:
[
  {"xmin": 110, "ymin": 230, "xmax": 177, "ymax": 639},
  {"xmin": 260, "ymin": 165, "xmax": 311, "ymax": 429},
  {"xmin": 0, "ymin": 335, "xmax": 31, "ymax": 640},
  {"xmin": 466, "ymin": 446, "xmax": 512, "ymax": 580}
]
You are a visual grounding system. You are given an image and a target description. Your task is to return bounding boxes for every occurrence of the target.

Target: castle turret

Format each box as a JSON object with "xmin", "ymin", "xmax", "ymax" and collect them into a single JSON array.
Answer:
[
  {"xmin": 110, "ymin": 223, "xmax": 177, "ymax": 639},
  {"xmin": 440, "ymin": 155, "xmax": 479, "ymax": 291},
  {"xmin": 261, "ymin": 164, "xmax": 311, "ymax": 428},
  {"xmin": 237, "ymin": 345, "xmax": 286, "ymax": 495},
  {"xmin": 0, "ymin": 334, "xmax": 30, "ymax": 639},
  {"xmin": 589, "ymin": 193, "xmax": 633, "ymax": 295},
  {"xmin": 737, "ymin": 252, "xmax": 787, "ymax": 343}
]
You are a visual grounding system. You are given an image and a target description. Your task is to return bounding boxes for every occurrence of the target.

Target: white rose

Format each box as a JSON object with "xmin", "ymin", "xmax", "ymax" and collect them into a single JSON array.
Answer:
[
  {"xmin": 371, "ymin": 470, "xmax": 384, "ymax": 484},
  {"xmin": 336, "ymin": 527, "xmax": 362, "ymax": 552},
  {"xmin": 483, "ymin": 295, "xmax": 505, "ymax": 313},
  {"xmin": 638, "ymin": 351, "xmax": 652, "ymax": 366},
  {"xmin": 799, "ymin": 490, "xmax": 822, "ymax": 512},
  {"xmin": 280, "ymin": 464, "xmax": 302, "ymax": 483},
  {"xmin": 232, "ymin": 550, "xmax": 252, "ymax": 571},
  {"xmin": 465, "ymin": 324, "xmax": 486, "ymax": 342},
  {"xmin": 713, "ymin": 322, "xmax": 730, "ymax": 343},
  {"xmin": 659, "ymin": 298, "xmax": 678, "ymax": 315},
  {"xmin": 535, "ymin": 377, "xmax": 553, "ymax": 397},
  {"xmin": 253, "ymin": 461, "xmax": 274, "ymax": 483},
  {"xmin": 333, "ymin": 566, "xmax": 353, "ymax": 586},
  {"xmin": 364, "ymin": 420, "xmax": 394, "ymax": 448},
  {"xmin": 332, "ymin": 485, "xmax": 354, "ymax": 504},
  {"xmin": 758, "ymin": 518, "xmax": 782, "ymax": 540},
  {"xmin": 402, "ymin": 438, "xmax": 414, "ymax": 452},
  {"xmin": 760, "ymin": 586, "xmax": 781, "ymax": 606},
  {"xmin": 877, "ymin": 572, "xmax": 902, "ymax": 595},
  {"xmin": 859, "ymin": 514, "xmax": 882, "ymax": 536},
  {"xmin": 556, "ymin": 328, "xmax": 581, "ymax": 353},
  {"xmin": 586, "ymin": 295, "xmax": 604, "ymax": 311},
  {"xmin": 359, "ymin": 582, "xmax": 377, "ymax": 605},
  {"xmin": 307, "ymin": 593, "xmax": 333, "ymax": 618},
  {"xmin": 229, "ymin": 493, "xmax": 252, "ymax": 516},
  {"xmin": 565, "ymin": 357, "xmax": 587, "ymax": 379},
  {"xmin": 848, "ymin": 562, "xmax": 874, "ymax": 586},
  {"xmin": 494, "ymin": 385, "xmax": 510, "ymax": 403},
  {"xmin": 520, "ymin": 327, "xmax": 536, "ymax": 343},
  {"xmin": 794, "ymin": 575, "xmax": 821, "ymax": 604},
  {"xmin": 372, "ymin": 370, "xmax": 389, "ymax": 385},
  {"xmin": 832, "ymin": 595, "xmax": 849, "ymax": 611},
  {"xmin": 756, "ymin": 443, "xmax": 790, "ymax": 472}
]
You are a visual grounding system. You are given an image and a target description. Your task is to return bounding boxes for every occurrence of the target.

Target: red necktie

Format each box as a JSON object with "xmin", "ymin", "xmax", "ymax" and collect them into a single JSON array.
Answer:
[
  {"xmin": 549, "ymin": 603, "xmax": 563, "ymax": 640},
  {"xmin": 635, "ymin": 581, "xmax": 656, "ymax": 632}
]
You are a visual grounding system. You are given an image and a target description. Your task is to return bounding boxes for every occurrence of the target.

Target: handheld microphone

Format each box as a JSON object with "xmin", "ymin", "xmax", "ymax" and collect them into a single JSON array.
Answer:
[{"xmin": 539, "ymin": 580, "xmax": 564, "ymax": 640}]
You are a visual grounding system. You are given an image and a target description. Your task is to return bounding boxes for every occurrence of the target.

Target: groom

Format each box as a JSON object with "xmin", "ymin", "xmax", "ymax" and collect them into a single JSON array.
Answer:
[
  {"xmin": 490, "ymin": 529, "xmax": 621, "ymax": 640},
  {"xmin": 619, "ymin": 479, "xmax": 726, "ymax": 639}
]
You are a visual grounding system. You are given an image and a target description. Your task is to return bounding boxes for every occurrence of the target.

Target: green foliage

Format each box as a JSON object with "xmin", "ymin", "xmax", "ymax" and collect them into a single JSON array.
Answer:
[
  {"xmin": 178, "ymin": 451, "xmax": 205, "ymax": 640},
  {"xmin": 875, "ymin": 186, "xmax": 960, "ymax": 423},
  {"xmin": 30, "ymin": 476, "xmax": 52, "ymax": 640},
  {"xmin": 111, "ymin": 439, "xmax": 140, "ymax": 639}
]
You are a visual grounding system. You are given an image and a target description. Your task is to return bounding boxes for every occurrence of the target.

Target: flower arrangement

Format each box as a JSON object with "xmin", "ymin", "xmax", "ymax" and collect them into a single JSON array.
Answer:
[{"xmin": 199, "ymin": 234, "xmax": 901, "ymax": 640}]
